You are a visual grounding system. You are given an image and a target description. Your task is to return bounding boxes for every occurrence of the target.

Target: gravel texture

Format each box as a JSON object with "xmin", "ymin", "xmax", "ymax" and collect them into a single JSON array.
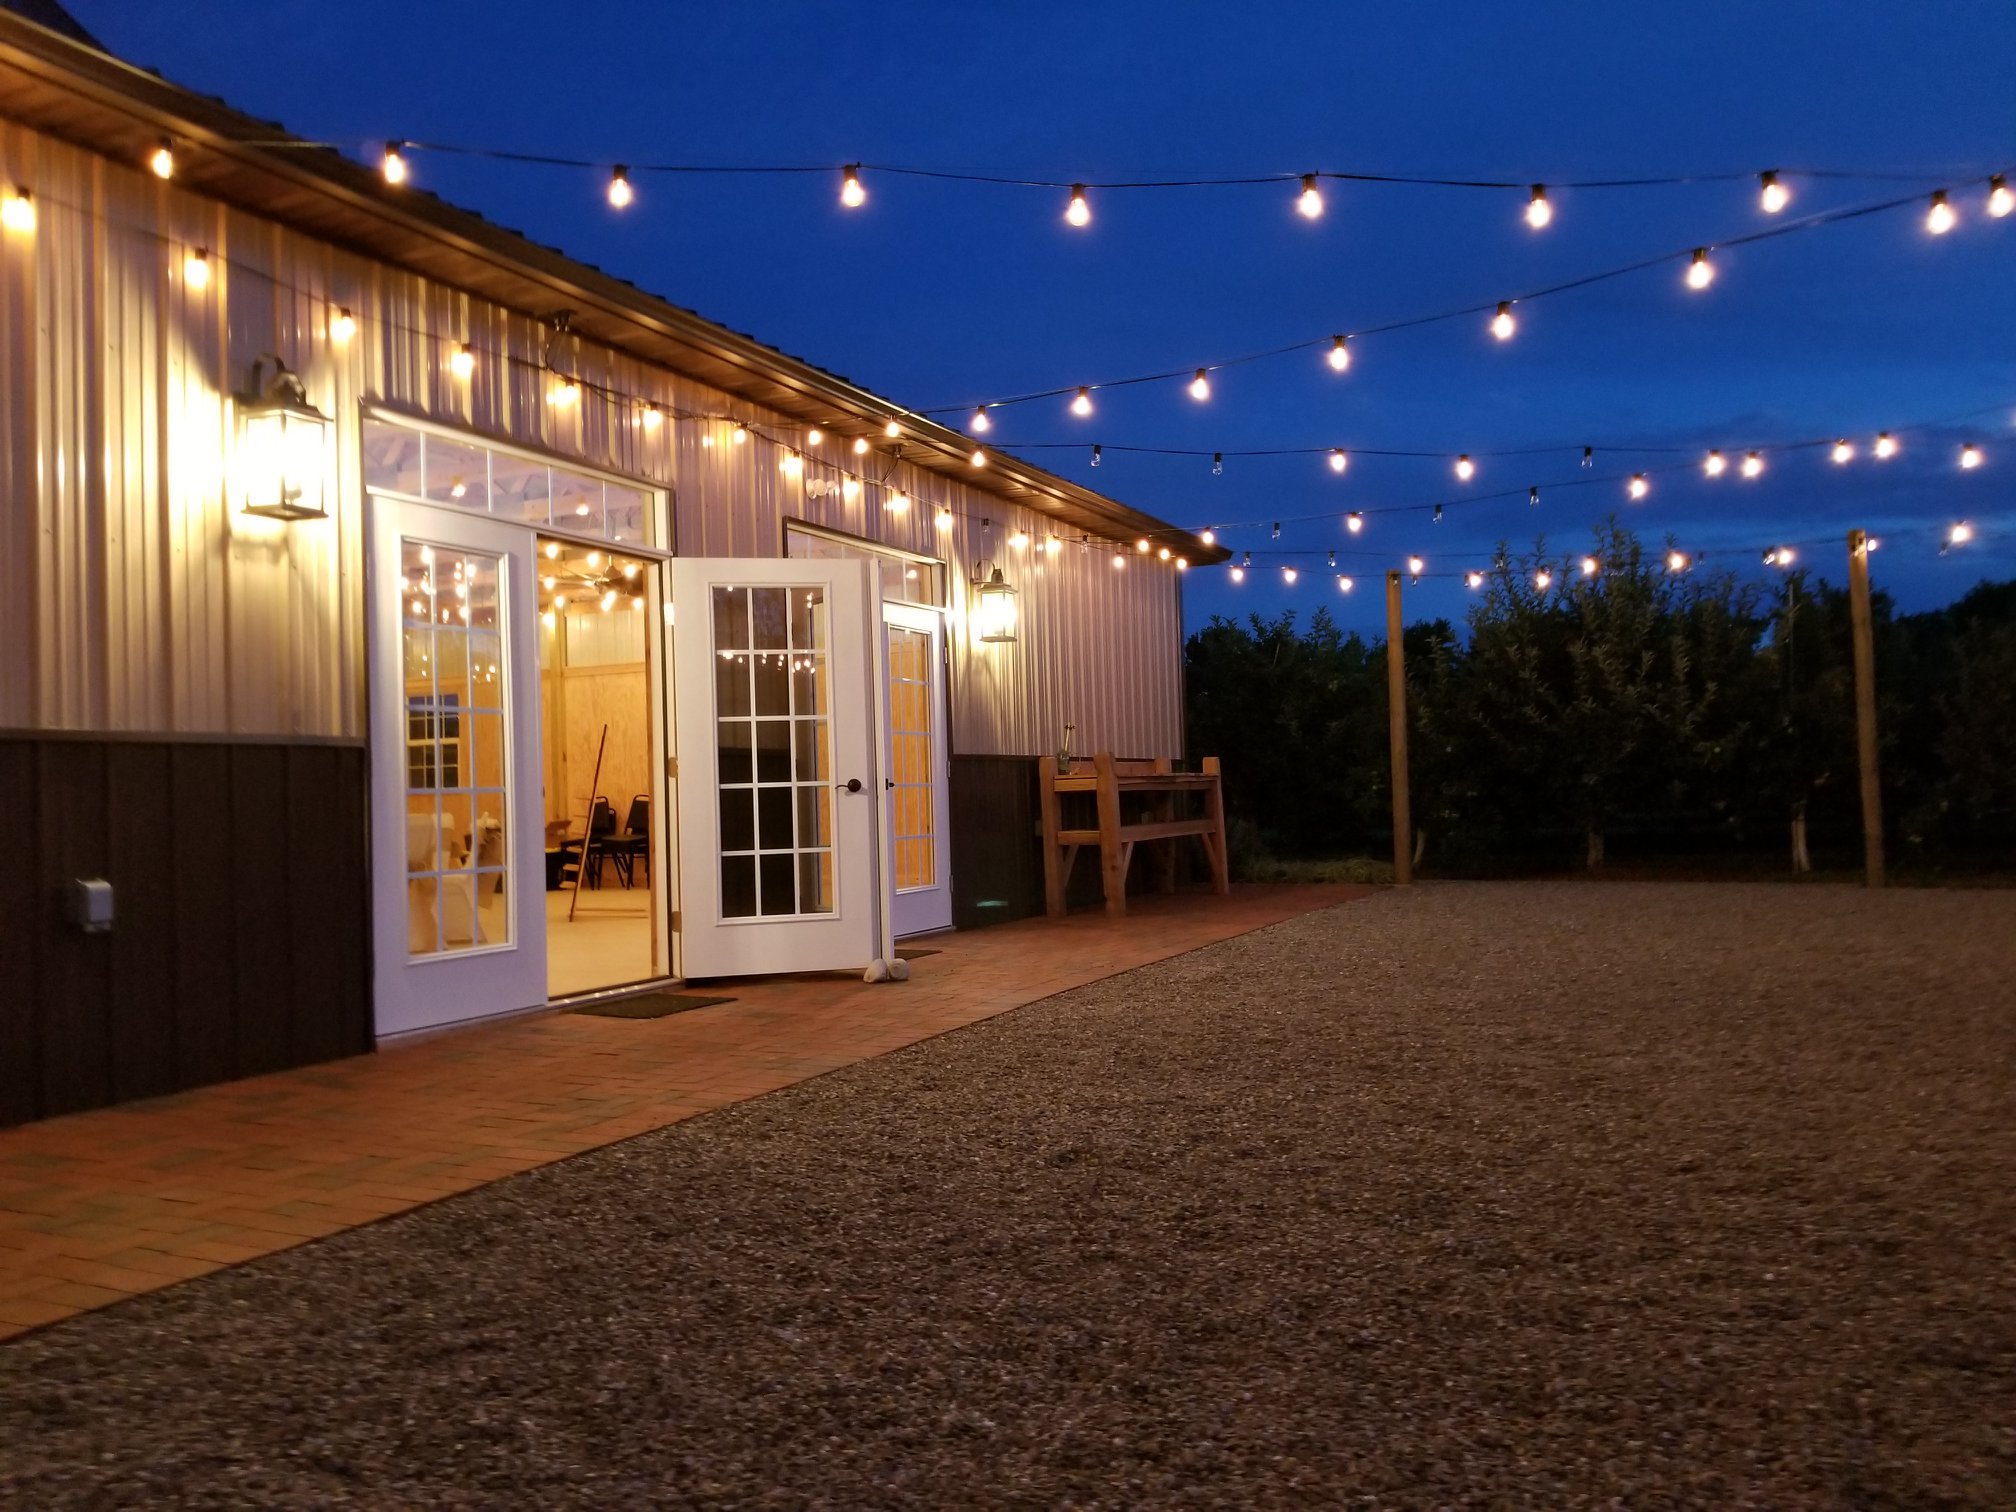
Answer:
[{"xmin": 2, "ymin": 881, "xmax": 2012, "ymax": 1509}]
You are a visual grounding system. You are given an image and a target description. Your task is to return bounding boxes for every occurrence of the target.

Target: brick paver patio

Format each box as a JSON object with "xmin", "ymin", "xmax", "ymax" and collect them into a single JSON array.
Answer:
[{"xmin": 0, "ymin": 883, "xmax": 1368, "ymax": 1341}]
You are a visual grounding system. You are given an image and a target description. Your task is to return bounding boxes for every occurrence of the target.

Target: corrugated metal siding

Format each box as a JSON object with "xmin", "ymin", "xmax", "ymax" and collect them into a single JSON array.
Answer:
[{"xmin": 0, "ymin": 119, "xmax": 1182, "ymax": 756}]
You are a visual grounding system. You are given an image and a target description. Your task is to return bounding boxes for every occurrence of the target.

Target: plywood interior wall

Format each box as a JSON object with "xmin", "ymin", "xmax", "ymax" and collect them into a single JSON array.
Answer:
[{"xmin": 539, "ymin": 609, "xmax": 648, "ymax": 831}]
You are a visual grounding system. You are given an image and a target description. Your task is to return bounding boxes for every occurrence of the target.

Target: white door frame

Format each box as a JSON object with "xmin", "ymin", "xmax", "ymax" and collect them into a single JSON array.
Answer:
[
  {"xmin": 669, "ymin": 557, "xmax": 884, "ymax": 978},
  {"xmin": 366, "ymin": 495, "xmax": 547, "ymax": 1036},
  {"xmin": 880, "ymin": 598, "xmax": 955, "ymax": 937}
]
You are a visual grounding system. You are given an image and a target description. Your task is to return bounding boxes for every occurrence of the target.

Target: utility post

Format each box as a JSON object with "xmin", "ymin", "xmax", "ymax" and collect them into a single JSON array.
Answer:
[
  {"xmin": 1385, "ymin": 570, "xmax": 1412, "ymax": 885},
  {"xmin": 1846, "ymin": 530, "xmax": 1884, "ymax": 888}
]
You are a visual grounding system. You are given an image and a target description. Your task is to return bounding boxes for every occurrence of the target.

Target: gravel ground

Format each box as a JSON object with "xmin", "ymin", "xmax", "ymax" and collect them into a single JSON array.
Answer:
[{"xmin": 2, "ymin": 882, "xmax": 2012, "ymax": 1509}]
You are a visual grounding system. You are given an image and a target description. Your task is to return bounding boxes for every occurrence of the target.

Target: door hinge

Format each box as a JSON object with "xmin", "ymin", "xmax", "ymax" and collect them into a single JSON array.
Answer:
[
  {"xmin": 670, "ymin": 910, "xmax": 681, "ymax": 933},
  {"xmin": 666, "ymin": 756, "xmax": 677, "ymax": 780}
]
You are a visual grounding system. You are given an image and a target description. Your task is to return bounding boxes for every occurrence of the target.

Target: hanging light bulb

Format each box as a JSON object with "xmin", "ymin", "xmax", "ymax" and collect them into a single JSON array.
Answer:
[
  {"xmin": 450, "ymin": 343, "xmax": 475, "ymax": 379},
  {"xmin": 1526, "ymin": 489, "xmax": 1537, "ymax": 508},
  {"xmin": 883, "ymin": 419, "xmax": 902, "ymax": 438},
  {"xmin": 1741, "ymin": 450, "xmax": 1764, "ymax": 478},
  {"xmin": 1874, "ymin": 432, "xmax": 1898, "ymax": 459},
  {"xmin": 1176, "ymin": 557, "xmax": 1189, "ymax": 571},
  {"xmin": 599, "ymin": 588, "xmax": 618, "ymax": 613},
  {"xmin": 1465, "ymin": 570, "xmax": 1485, "ymax": 590},
  {"xmin": 841, "ymin": 478, "xmax": 860, "ymax": 501},
  {"xmin": 969, "ymin": 407, "xmax": 991, "ymax": 434},
  {"xmin": 1435, "ymin": 503, "xmax": 1446, "ymax": 522},
  {"xmin": 1454, "ymin": 454, "xmax": 1475, "ymax": 482},
  {"xmin": 1327, "ymin": 550, "xmax": 1337, "ymax": 568},
  {"xmin": 1525, "ymin": 184, "xmax": 1552, "ymax": 229},
  {"xmin": 149, "ymin": 139, "xmax": 175, "ymax": 180},
  {"xmin": 1687, "ymin": 247, "xmax": 1715, "ymax": 290},
  {"xmin": 1136, "ymin": 537, "xmax": 1152, "ymax": 554},
  {"xmin": 1927, "ymin": 190, "xmax": 1956, "ymax": 234},
  {"xmin": 1337, "ymin": 575, "xmax": 1355, "ymax": 593},
  {"xmin": 1949, "ymin": 521, "xmax": 1974, "ymax": 545},
  {"xmin": 1345, "ymin": 511, "xmax": 1364, "ymax": 534},
  {"xmin": 543, "ymin": 541, "xmax": 561, "ymax": 560},
  {"xmin": 382, "ymin": 141, "xmax": 409, "ymax": 185},
  {"xmin": 330, "ymin": 307, "xmax": 357, "ymax": 342},
  {"xmin": 607, "ymin": 166, "xmax": 634, "ymax": 209},
  {"xmin": 1189, "ymin": 368, "xmax": 1211, "ymax": 401},
  {"xmin": 1089, "ymin": 443, "xmax": 1102, "ymax": 467},
  {"xmin": 1231, "ymin": 564, "xmax": 1246, "ymax": 584},
  {"xmin": 1065, "ymin": 184, "xmax": 1091, "ymax": 227},
  {"xmin": 1625, "ymin": 473, "xmax": 1648, "ymax": 499},
  {"xmin": 1296, "ymin": 173, "xmax": 1323, "ymax": 219},
  {"xmin": 1407, "ymin": 555, "xmax": 1425, "ymax": 578},
  {"xmin": 1211, "ymin": 453, "xmax": 1223, "ymax": 476},
  {"xmin": 936, "ymin": 508, "xmax": 954, "ymax": 530},
  {"xmin": 1071, "ymin": 387, "xmax": 1094, "ymax": 418},
  {"xmin": 641, "ymin": 402, "xmax": 663, "ymax": 432},
  {"xmin": 970, "ymin": 448, "xmax": 987, "ymax": 468},
  {"xmin": 1009, "ymin": 529, "xmax": 1029, "ymax": 549},
  {"xmin": 551, "ymin": 375, "xmax": 581, "ymax": 407},
  {"xmin": 1668, "ymin": 550, "xmax": 1690, "ymax": 573},
  {"xmin": 1704, "ymin": 449, "xmax": 1727, "ymax": 477},
  {"xmin": 1534, "ymin": 569, "xmax": 1553, "ymax": 590},
  {"xmin": 806, "ymin": 428, "xmax": 824, "ymax": 445},
  {"xmin": 1158, "ymin": 546, "xmax": 1172, "ymax": 561},
  {"xmin": 183, "ymin": 247, "xmax": 210, "ymax": 287},
  {"xmin": 1112, "ymin": 550, "xmax": 1126, "ymax": 569},
  {"xmin": 1759, "ymin": 170, "xmax": 1789, "ymax": 214},
  {"xmin": 1328, "ymin": 449, "xmax": 1348, "ymax": 474},
  {"xmin": 1324, "ymin": 335, "xmax": 1352, "ymax": 374},
  {"xmin": 1959, "ymin": 443, "xmax": 1983, "ymax": 469},
  {"xmin": 840, "ymin": 164, "xmax": 866, "ymax": 208},
  {"xmin": 1271, "ymin": 522, "xmax": 1281, "ymax": 539},
  {"xmin": 1831, "ymin": 439, "xmax": 1854, "ymax": 464},
  {"xmin": 1581, "ymin": 446, "xmax": 1594, "ymax": 468},
  {"xmin": 1199, "ymin": 528, "xmax": 1216, "ymax": 545},
  {"xmin": 851, "ymin": 435, "xmax": 869, "ymax": 455},
  {"xmin": 1491, "ymin": 301, "xmax": 1516, "ymax": 340},
  {"xmin": 886, "ymin": 491, "xmax": 910, "ymax": 514},
  {"xmin": 1045, "ymin": 535, "xmax": 1062, "ymax": 555},
  {"xmin": 1282, "ymin": 566, "xmax": 1299, "ymax": 585},
  {"xmin": 1, "ymin": 185, "xmax": 33, "ymax": 233},
  {"xmin": 732, "ymin": 422, "xmax": 749, "ymax": 444},
  {"xmin": 1990, "ymin": 175, "xmax": 2014, "ymax": 218},
  {"xmin": 1581, "ymin": 555, "xmax": 1600, "ymax": 577}
]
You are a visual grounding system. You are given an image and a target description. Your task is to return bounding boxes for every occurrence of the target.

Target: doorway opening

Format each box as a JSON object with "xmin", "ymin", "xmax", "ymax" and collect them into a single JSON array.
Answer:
[{"xmin": 536, "ymin": 534, "xmax": 662, "ymax": 999}]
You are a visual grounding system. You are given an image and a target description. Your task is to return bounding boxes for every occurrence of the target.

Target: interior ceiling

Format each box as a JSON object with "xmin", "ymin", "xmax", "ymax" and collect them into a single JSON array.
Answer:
[{"xmin": 0, "ymin": 14, "xmax": 1227, "ymax": 563}]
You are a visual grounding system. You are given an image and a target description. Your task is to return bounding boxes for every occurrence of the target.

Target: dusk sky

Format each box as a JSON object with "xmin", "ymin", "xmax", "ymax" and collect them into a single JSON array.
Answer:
[{"xmin": 74, "ymin": 0, "xmax": 2015, "ymax": 635}]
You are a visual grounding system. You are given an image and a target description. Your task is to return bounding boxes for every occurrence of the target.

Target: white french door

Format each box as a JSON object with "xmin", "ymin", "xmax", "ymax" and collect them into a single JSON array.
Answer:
[
  {"xmin": 881, "ymin": 600, "xmax": 953, "ymax": 937},
  {"xmin": 367, "ymin": 496, "xmax": 547, "ymax": 1035},
  {"xmin": 670, "ymin": 558, "xmax": 882, "ymax": 978}
]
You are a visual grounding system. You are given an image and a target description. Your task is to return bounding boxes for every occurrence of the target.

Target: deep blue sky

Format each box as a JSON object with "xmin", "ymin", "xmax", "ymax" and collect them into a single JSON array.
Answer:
[{"xmin": 74, "ymin": 0, "xmax": 2015, "ymax": 635}]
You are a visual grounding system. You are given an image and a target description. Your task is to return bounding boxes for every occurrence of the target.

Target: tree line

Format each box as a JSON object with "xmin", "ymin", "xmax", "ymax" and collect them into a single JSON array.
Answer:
[{"xmin": 1185, "ymin": 522, "xmax": 2016, "ymax": 875}]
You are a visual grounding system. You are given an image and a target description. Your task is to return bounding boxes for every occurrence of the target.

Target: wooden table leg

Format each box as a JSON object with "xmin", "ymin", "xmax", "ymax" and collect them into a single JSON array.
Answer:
[
  {"xmin": 1203, "ymin": 756, "xmax": 1231, "ymax": 895},
  {"xmin": 1040, "ymin": 759, "xmax": 1067, "ymax": 918},
  {"xmin": 1096, "ymin": 751, "xmax": 1127, "ymax": 917}
]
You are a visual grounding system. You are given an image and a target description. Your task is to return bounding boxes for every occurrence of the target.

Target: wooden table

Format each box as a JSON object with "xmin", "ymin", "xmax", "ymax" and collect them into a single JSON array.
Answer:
[{"xmin": 1039, "ymin": 753, "xmax": 1229, "ymax": 918}]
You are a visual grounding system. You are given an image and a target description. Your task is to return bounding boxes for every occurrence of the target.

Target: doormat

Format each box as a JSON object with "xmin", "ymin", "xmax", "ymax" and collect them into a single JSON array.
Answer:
[
  {"xmin": 896, "ymin": 947, "xmax": 941, "ymax": 960},
  {"xmin": 570, "ymin": 992, "xmax": 735, "ymax": 1020}
]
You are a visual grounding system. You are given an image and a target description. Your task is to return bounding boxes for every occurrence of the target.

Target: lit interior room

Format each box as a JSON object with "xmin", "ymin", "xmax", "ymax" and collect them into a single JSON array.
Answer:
[{"xmin": 536, "ymin": 536, "xmax": 657, "ymax": 997}]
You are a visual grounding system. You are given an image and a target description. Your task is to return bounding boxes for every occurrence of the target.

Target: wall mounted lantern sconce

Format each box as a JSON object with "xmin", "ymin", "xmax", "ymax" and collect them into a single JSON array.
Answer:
[
  {"xmin": 238, "ymin": 357, "xmax": 333, "ymax": 520},
  {"xmin": 970, "ymin": 560, "xmax": 1019, "ymax": 644}
]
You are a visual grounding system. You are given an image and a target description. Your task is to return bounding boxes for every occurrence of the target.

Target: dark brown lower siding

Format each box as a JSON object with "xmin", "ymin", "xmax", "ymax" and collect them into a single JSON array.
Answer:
[
  {"xmin": 0, "ymin": 734, "xmax": 372, "ymax": 1130},
  {"xmin": 948, "ymin": 755, "xmax": 1156, "ymax": 930}
]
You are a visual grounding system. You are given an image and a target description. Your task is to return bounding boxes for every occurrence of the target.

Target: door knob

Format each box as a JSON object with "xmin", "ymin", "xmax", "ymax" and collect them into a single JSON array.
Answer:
[{"xmin": 840, "ymin": 777, "xmax": 864, "ymax": 793}]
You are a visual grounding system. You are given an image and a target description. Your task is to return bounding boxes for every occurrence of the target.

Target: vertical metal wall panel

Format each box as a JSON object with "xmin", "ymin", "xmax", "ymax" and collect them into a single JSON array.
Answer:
[{"xmin": 0, "ymin": 118, "xmax": 1184, "ymax": 757}]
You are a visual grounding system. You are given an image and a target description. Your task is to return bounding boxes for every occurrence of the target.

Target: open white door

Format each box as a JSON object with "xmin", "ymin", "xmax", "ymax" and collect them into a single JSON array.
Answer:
[
  {"xmin": 670, "ymin": 558, "xmax": 882, "ymax": 978},
  {"xmin": 367, "ymin": 496, "xmax": 547, "ymax": 1035},
  {"xmin": 881, "ymin": 600, "xmax": 954, "ymax": 937}
]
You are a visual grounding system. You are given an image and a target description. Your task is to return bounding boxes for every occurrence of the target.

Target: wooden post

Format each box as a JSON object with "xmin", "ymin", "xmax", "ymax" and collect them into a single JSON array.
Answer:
[
  {"xmin": 1039, "ymin": 759, "xmax": 1067, "ymax": 918},
  {"xmin": 1385, "ymin": 571, "xmax": 1413, "ymax": 886},
  {"xmin": 1201, "ymin": 756, "xmax": 1230, "ymax": 895},
  {"xmin": 1847, "ymin": 530, "xmax": 1884, "ymax": 888},
  {"xmin": 1094, "ymin": 750, "xmax": 1127, "ymax": 917}
]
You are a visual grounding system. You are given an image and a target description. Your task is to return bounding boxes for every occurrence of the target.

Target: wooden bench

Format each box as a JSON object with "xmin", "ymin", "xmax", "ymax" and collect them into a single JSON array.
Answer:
[{"xmin": 1039, "ymin": 753, "xmax": 1230, "ymax": 918}]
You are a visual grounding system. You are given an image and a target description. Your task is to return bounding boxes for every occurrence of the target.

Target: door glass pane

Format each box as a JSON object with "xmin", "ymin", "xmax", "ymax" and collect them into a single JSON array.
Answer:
[
  {"xmin": 403, "ymin": 537, "xmax": 511, "ymax": 956},
  {"xmin": 712, "ymin": 581, "xmax": 836, "ymax": 920},
  {"xmin": 886, "ymin": 625, "xmax": 936, "ymax": 891}
]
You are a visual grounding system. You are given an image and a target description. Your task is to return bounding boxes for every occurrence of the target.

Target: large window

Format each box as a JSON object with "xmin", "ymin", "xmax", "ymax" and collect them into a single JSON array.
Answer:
[
  {"xmin": 785, "ymin": 523, "xmax": 945, "ymax": 606},
  {"xmin": 363, "ymin": 415, "xmax": 657, "ymax": 546}
]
